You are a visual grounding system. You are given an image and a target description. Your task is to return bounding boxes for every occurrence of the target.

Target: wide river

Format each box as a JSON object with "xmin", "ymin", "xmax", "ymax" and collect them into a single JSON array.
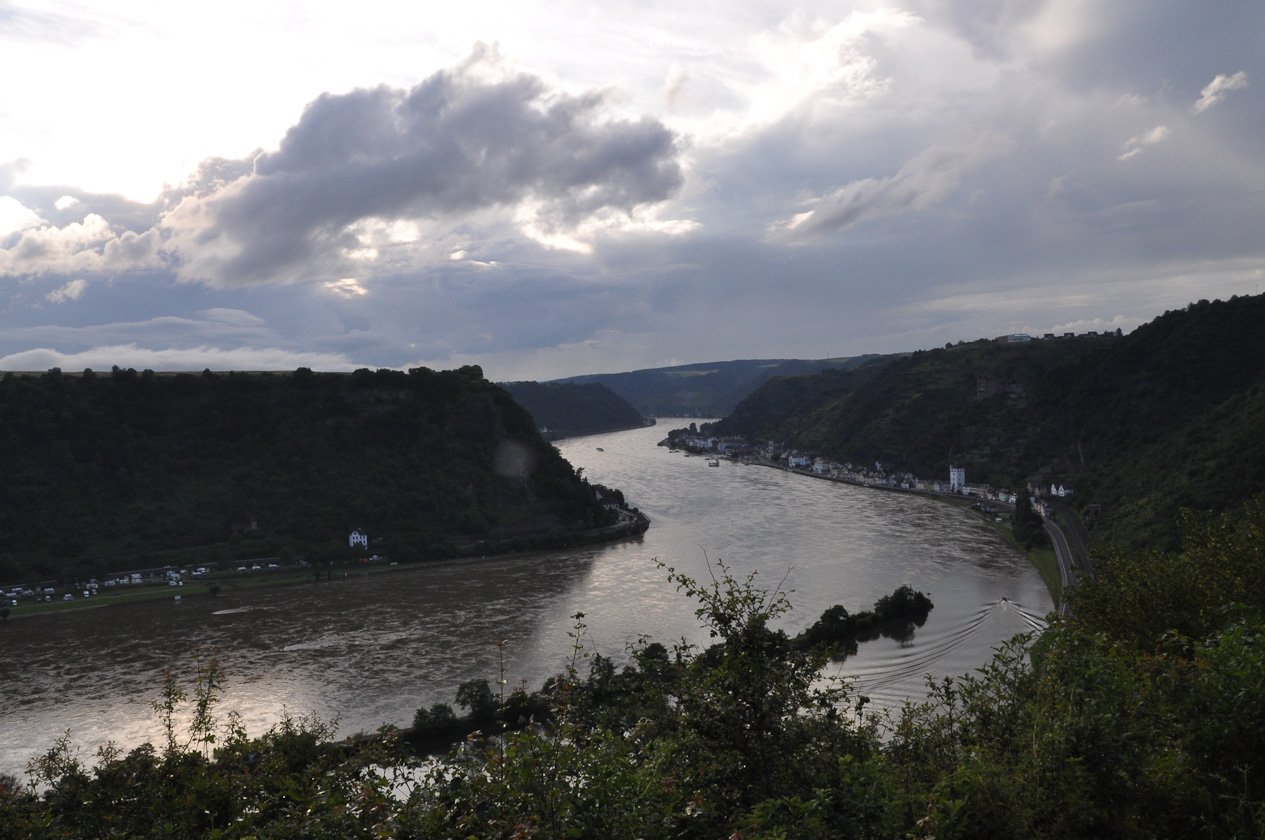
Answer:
[{"xmin": 0, "ymin": 421, "xmax": 1051, "ymax": 778}]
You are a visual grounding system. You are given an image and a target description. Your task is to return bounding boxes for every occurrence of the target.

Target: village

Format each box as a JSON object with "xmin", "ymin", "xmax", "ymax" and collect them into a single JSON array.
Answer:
[{"xmin": 661, "ymin": 428, "xmax": 1074, "ymax": 520}]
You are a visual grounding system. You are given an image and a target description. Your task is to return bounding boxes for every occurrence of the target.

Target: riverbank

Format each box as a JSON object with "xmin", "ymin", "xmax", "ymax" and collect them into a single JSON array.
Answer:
[{"xmin": 0, "ymin": 511, "xmax": 650, "ymax": 622}]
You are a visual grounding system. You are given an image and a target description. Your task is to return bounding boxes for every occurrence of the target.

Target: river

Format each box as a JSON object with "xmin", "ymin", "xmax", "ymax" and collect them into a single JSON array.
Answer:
[{"xmin": 0, "ymin": 421, "xmax": 1051, "ymax": 778}]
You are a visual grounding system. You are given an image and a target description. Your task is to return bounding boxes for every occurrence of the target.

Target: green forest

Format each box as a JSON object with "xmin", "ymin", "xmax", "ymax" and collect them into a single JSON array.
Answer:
[
  {"xmin": 555, "ymin": 355, "xmax": 885, "ymax": 417},
  {"xmin": 0, "ymin": 366, "xmax": 619, "ymax": 585},
  {"xmin": 4, "ymin": 497, "xmax": 1264, "ymax": 838},
  {"xmin": 715, "ymin": 294, "xmax": 1265, "ymax": 549},
  {"xmin": 498, "ymin": 380, "xmax": 649, "ymax": 439}
]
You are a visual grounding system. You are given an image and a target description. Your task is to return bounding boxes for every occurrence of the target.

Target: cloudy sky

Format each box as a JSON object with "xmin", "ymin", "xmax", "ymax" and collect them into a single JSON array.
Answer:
[{"xmin": 2, "ymin": 1, "xmax": 1263, "ymax": 380}]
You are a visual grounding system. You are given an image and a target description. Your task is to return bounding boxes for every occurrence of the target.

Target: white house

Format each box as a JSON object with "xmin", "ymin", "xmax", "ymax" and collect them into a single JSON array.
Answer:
[
  {"xmin": 349, "ymin": 529, "xmax": 369, "ymax": 549},
  {"xmin": 949, "ymin": 466, "xmax": 966, "ymax": 493}
]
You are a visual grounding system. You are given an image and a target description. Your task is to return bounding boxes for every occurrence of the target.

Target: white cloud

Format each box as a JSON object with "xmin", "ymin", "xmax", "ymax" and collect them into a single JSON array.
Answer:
[
  {"xmin": 1118, "ymin": 125, "xmax": 1170, "ymax": 161},
  {"xmin": 0, "ymin": 212, "xmax": 163, "ymax": 277},
  {"xmin": 53, "ymin": 195, "xmax": 80, "ymax": 210},
  {"xmin": 1193, "ymin": 70, "xmax": 1248, "ymax": 113},
  {"xmin": 739, "ymin": 10, "xmax": 911, "ymax": 131},
  {"xmin": 0, "ymin": 196, "xmax": 42, "ymax": 236},
  {"xmin": 0, "ymin": 310, "xmax": 282, "ymax": 355},
  {"xmin": 0, "ymin": 344, "xmax": 360, "ymax": 373},
  {"xmin": 46, "ymin": 278, "xmax": 87, "ymax": 303},
  {"xmin": 324, "ymin": 278, "xmax": 369, "ymax": 298},
  {"xmin": 200, "ymin": 308, "xmax": 269, "ymax": 327},
  {"xmin": 772, "ymin": 134, "xmax": 1014, "ymax": 238}
]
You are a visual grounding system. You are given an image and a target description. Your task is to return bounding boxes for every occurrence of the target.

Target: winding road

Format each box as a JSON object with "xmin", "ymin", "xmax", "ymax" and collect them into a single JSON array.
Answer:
[{"xmin": 1044, "ymin": 510, "xmax": 1092, "ymax": 616}]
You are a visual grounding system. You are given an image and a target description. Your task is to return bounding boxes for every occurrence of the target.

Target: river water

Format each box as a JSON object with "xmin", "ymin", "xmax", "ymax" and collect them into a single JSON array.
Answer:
[{"xmin": 0, "ymin": 421, "xmax": 1051, "ymax": 778}]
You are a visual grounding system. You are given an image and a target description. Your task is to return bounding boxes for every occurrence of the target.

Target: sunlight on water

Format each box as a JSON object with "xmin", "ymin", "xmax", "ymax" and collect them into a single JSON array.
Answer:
[{"xmin": 0, "ymin": 421, "xmax": 1052, "ymax": 776}]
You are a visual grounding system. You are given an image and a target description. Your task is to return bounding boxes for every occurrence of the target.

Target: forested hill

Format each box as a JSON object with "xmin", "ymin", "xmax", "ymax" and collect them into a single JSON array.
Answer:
[
  {"xmin": 499, "ymin": 381, "xmax": 650, "ymax": 440},
  {"xmin": 0, "ymin": 366, "xmax": 621, "ymax": 584},
  {"xmin": 714, "ymin": 294, "xmax": 1265, "ymax": 549},
  {"xmin": 555, "ymin": 355, "xmax": 885, "ymax": 417}
]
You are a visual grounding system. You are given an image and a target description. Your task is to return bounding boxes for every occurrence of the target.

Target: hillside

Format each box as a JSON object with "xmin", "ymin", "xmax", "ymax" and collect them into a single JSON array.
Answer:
[
  {"xmin": 499, "ymin": 381, "xmax": 650, "ymax": 440},
  {"xmin": 555, "ymin": 355, "xmax": 885, "ymax": 417},
  {"xmin": 0, "ymin": 366, "xmax": 624, "ymax": 585},
  {"xmin": 715, "ymin": 335, "xmax": 1113, "ymax": 479},
  {"xmin": 715, "ymin": 294, "xmax": 1265, "ymax": 549}
]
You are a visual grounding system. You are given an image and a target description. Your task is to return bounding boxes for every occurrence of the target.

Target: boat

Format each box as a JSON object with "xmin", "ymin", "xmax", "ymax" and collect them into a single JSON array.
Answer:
[
  {"xmin": 596, "ymin": 447, "xmax": 604, "ymax": 451},
  {"xmin": 708, "ymin": 458, "xmax": 720, "ymax": 467}
]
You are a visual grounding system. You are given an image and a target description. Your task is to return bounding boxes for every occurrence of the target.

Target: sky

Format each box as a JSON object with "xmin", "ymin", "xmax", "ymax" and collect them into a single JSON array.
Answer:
[{"xmin": 2, "ymin": 1, "xmax": 1263, "ymax": 381}]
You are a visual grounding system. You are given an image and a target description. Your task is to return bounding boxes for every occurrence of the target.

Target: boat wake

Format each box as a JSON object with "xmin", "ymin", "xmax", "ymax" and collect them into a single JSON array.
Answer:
[
  {"xmin": 211, "ymin": 606, "xmax": 273, "ymax": 616},
  {"xmin": 841, "ymin": 598, "xmax": 1048, "ymax": 705}
]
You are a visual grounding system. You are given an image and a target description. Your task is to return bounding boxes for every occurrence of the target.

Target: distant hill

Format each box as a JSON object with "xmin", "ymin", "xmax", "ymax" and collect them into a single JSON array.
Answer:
[
  {"xmin": 714, "ymin": 295, "xmax": 1265, "ymax": 550},
  {"xmin": 499, "ymin": 381, "xmax": 650, "ymax": 440},
  {"xmin": 555, "ymin": 356, "xmax": 885, "ymax": 417},
  {"xmin": 0, "ymin": 366, "xmax": 624, "ymax": 584}
]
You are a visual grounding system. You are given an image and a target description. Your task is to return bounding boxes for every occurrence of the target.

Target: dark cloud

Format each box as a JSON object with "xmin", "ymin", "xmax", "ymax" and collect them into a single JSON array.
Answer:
[
  {"xmin": 1043, "ymin": 3, "xmax": 1265, "ymax": 97},
  {"xmin": 163, "ymin": 46, "xmax": 683, "ymax": 287},
  {"xmin": 906, "ymin": 1, "xmax": 1265, "ymax": 102},
  {"xmin": 905, "ymin": 0, "xmax": 1047, "ymax": 61}
]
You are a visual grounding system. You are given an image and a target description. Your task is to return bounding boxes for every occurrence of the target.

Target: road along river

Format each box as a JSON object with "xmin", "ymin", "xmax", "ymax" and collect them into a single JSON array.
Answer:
[{"xmin": 0, "ymin": 420, "xmax": 1051, "ymax": 778}]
